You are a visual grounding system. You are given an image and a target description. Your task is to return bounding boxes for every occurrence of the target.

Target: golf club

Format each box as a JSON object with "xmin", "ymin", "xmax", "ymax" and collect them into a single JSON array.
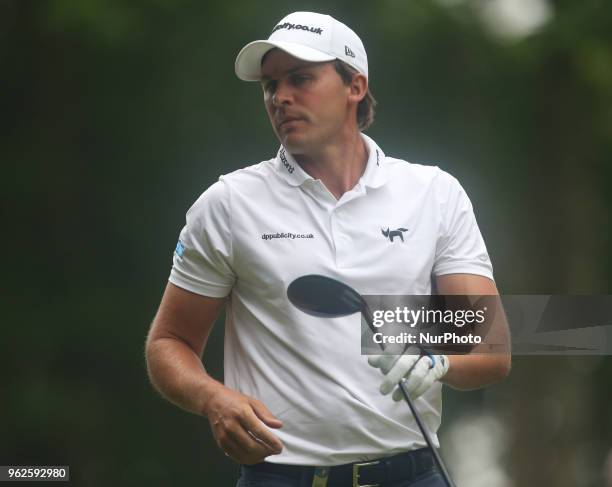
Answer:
[{"xmin": 287, "ymin": 274, "xmax": 456, "ymax": 487}]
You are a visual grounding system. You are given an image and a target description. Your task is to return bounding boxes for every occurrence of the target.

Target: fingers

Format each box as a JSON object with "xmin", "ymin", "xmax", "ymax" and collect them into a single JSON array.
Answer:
[
  {"xmin": 251, "ymin": 398, "xmax": 284, "ymax": 429},
  {"xmin": 223, "ymin": 418, "xmax": 279, "ymax": 464},
  {"xmin": 371, "ymin": 350, "xmax": 450, "ymax": 402},
  {"xmin": 411, "ymin": 372, "xmax": 436, "ymax": 399},
  {"xmin": 242, "ymin": 400, "xmax": 284, "ymax": 453},
  {"xmin": 207, "ymin": 388, "xmax": 284, "ymax": 465},
  {"xmin": 368, "ymin": 354, "xmax": 399, "ymax": 374},
  {"xmin": 392, "ymin": 384, "xmax": 404, "ymax": 402},
  {"xmin": 390, "ymin": 371, "xmax": 434, "ymax": 402},
  {"xmin": 401, "ymin": 357, "xmax": 434, "ymax": 399},
  {"xmin": 399, "ymin": 356, "xmax": 431, "ymax": 396},
  {"xmin": 214, "ymin": 415, "xmax": 281, "ymax": 464},
  {"xmin": 379, "ymin": 354, "xmax": 420, "ymax": 395},
  {"xmin": 223, "ymin": 436, "xmax": 274, "ymax": 465},
  {"xmin": 401, "ymin": 356, "xmax": 431, "ymax": 391}
]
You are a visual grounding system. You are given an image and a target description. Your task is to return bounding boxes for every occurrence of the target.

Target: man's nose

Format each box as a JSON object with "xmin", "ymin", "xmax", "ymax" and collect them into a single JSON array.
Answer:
[{"xmin": 272, "ymin": 80, "xmax": 293, "ymax": 107}]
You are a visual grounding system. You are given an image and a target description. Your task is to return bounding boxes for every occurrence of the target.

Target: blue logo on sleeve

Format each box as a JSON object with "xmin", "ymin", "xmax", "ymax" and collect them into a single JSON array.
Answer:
[{"xmin": 175, "ymin": 240, "xmax": 185, "ymax": 258}]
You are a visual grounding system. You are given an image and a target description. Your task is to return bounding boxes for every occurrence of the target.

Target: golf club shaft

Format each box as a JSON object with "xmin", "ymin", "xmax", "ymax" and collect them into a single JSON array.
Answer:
[
  {"xmin": 364, "ymin": 307, "xmax": 456, "ymax": 487},
  {"xmin": 397, "ymin": 382, "xmax": 456, "ymax": 487}
]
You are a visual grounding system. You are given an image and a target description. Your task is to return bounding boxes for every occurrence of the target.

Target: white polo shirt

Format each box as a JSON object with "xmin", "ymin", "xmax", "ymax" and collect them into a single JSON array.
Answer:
[{"xmin": 169, "ymin": 133, "xmax": 493, "ymax": 465}]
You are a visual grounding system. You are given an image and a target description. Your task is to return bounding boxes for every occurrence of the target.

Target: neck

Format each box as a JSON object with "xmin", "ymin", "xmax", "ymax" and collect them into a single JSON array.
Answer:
[{"xmin": 293, "ymin": 129, "xmax": 368, "ymax": 200}]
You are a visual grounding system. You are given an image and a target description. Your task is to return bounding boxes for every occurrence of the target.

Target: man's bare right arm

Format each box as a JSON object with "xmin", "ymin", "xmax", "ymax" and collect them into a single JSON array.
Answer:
[
  {"xmin": 145, "ymin": 282, "xmax": 227, "ymax": 415},
  {"xmin": 145, "ymin": 282, "xmax": 283, "ymax": 464}
]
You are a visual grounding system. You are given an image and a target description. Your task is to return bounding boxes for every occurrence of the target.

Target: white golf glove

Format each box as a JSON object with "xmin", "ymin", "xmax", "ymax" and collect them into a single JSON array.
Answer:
[{"xmin": 368, "ymin": 349, "xmax": 449, "ymax": 401}]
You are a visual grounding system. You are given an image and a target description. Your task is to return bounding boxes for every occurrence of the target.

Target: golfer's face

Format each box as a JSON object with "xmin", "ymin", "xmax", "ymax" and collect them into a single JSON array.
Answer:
[{"xmin": 260, "ymin": 49, "xmax": 351, "ymax": 154}]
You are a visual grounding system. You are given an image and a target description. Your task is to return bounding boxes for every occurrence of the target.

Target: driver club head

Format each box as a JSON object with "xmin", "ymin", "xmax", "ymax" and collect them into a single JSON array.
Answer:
[{"xmin": 287, "ymin": 274, "xmax": 365, "ymax": 318}]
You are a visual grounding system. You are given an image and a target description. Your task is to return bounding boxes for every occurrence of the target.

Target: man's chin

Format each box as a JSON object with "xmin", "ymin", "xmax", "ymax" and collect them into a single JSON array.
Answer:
[{"xmin": 279, "ymin": 134, "xmax": 309, "ymax": 155}]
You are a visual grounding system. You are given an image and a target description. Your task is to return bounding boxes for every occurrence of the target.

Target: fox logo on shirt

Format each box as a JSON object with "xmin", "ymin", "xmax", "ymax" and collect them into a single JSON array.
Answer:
[{"xmin": 382, "ymin": 227, "xmax": 408, "ymax": 243}]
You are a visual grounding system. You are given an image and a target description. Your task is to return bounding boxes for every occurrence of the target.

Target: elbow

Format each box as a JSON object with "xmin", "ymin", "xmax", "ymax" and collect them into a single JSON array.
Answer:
[
  {"xmin": 144, "ymin": 348, "xmax": 157, "ymax": 387},
  {"xmin": 494, "ymin": 354, "xmax": 512, "ymax": 383},
  {"xmin": 144, "ymin": 333, "xmax": 155, "ymax": 371},
  {"xmin": 144, "ymin": 344, "xmax": 155, "ymax": 380},
  {"xmin": 144, "ymin": 335, "xmax": 164, "ymax": 388}
]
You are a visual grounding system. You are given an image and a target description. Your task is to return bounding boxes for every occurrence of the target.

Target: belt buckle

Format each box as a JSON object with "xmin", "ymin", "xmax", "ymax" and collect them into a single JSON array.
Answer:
[{"xmin": 352, "ymin": 460, "xmax": 380, "ymax": 487}]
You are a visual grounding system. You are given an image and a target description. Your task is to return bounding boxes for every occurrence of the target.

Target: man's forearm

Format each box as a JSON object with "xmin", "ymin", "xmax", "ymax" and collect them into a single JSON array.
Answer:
[
  {"xmin": 146, "ymin": 337, "xmax": 223, "ymax": 416},
  {"xmin": 441, "ymin": 353, "xmax": 511, "ymax": 390}
]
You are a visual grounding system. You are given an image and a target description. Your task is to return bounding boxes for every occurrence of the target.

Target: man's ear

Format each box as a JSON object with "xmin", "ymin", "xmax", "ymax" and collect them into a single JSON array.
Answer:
[{"xmin": 348, "ymin": 73, "xmax": 368, "ymax": 103}]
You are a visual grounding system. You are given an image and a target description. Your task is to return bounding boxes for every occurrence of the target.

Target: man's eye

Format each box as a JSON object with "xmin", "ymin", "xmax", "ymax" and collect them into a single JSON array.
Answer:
[
  {"xmin": 291, "ymin": 74, "xmax": 310, "ymax": 84},
  {"xmin": 263, "ymin": 81, "xmax": 276, "ymax": 94}
]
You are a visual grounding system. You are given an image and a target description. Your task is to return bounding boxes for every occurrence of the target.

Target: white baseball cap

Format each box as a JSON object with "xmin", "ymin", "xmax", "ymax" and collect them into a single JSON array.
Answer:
[{"xmin": 235, "ymin": 11, "xmax": 368, "ymax": 81}]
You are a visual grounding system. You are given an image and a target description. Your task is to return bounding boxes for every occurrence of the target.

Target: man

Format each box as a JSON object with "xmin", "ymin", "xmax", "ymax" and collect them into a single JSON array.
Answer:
[{"xmin": 145, "ymin": 11, "xmax": 511, "ymax": 487}]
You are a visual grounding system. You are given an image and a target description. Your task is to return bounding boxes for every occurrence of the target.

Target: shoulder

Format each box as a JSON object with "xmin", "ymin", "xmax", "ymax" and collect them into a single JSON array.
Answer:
[
  {"xmin": 219, "ymin": 157, "xmax": 277, "ymax": 189},
  {"xmin": 383, "ymin": 156, "xmax": 459, "ymax": 190},
  {"xmin": 188, "ymin": 157, "xmax": 277, "ymax": 212}
]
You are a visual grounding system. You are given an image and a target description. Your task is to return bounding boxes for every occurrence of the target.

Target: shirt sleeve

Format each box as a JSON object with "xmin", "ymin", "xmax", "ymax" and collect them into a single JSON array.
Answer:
[
  {"xmin": 169, "ymin": 178, "xmax": 235, "ymax": 297},
  {"xmin": 432, "ymin": 170, "xmax": 494, "ymax": 279}
]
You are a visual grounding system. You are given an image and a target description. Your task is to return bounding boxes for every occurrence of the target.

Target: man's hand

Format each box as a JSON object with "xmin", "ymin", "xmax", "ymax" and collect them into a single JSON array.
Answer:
[
  {"xmin": 368, "ymin": 349, "xmax": 449, "ymax": 401},
  {"xmin": 204, "ymin": 384, "xmax": 284, "ymax": 465}
]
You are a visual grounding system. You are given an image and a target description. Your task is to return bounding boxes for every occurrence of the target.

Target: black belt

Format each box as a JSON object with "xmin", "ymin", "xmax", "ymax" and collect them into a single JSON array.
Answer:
[{"xmin": 243, "ymin": 448, "xmax": 436, "ymax": 486}]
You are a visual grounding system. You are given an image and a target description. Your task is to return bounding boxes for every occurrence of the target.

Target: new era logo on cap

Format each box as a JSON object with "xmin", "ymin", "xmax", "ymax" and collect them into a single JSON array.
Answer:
[{"xmin": 235, "ymin": 11, "xmax": 368, "ymax": 81}]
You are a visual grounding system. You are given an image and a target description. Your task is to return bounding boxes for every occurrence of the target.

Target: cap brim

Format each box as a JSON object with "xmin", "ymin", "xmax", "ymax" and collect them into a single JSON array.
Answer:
[{"xmin": 235, "ymin": 40, "xmax": 335, "ymax": 81}]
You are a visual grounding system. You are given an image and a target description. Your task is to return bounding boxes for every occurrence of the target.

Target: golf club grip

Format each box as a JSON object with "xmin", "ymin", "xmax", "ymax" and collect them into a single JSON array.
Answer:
[{"xmin": 398, "ymin": 383, "xmax": 456, "ymax": 487}]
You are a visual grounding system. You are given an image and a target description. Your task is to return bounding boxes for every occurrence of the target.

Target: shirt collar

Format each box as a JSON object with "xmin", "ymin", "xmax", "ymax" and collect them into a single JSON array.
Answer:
[
  {"xmin": 360, "ymin": 133, "xmax": 388, "ymax": 189},
  {"xmin": 274, "ymin": 133, "xmax": 389, "ymax": 189},
  {"xmin": 274, "ymin": 145, "xmax": 312, "ymax": 187}
]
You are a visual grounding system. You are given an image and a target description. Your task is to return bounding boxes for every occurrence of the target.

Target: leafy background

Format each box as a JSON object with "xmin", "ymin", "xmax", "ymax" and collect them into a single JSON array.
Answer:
[{"xmin": 2, "ymin": 0, "xmax": 611, "ymax": 485}]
